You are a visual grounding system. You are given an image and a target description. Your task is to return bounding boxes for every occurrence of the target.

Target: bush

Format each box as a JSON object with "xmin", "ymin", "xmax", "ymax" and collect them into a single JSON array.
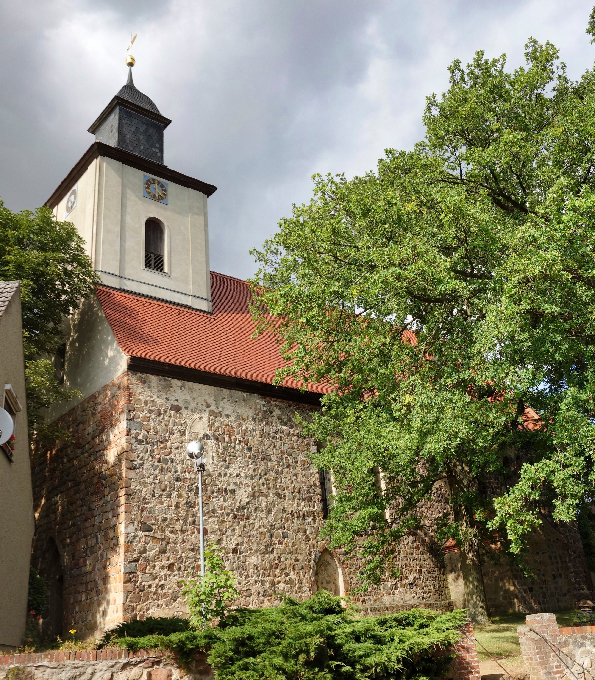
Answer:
[
  {"xmin": 98, "ymin": 617, "xmax": 191, "ymax": 647},
  {"xmin": 110, "ymin": 591, "xmax": 466, "ymax": 679},
  {"xmin": 182, "ymin": 543, "xmax": 239, "ymax": 626}
]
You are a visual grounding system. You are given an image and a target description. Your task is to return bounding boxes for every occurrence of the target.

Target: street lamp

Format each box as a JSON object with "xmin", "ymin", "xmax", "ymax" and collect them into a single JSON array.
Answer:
[{"xmin": 186, "ymin": 440, "xmax": 206, "ymax": 578}]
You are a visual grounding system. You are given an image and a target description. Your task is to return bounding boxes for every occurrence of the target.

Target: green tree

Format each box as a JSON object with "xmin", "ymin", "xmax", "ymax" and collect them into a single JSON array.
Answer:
[
  {"xmin": 183, "ymin": 543, "xmax": 240, "ymax": 626},
  {"xmin": 0, "ymin": 202, "xmax": 97, "ymax": 433},
  {"xmin": 252, "ymin": 23, "xmax": 595, "ymax": 622}
]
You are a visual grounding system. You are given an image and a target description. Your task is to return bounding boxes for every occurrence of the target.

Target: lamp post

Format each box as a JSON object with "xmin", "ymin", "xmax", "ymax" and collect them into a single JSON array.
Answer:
[{"xmin": 186, "ymin": 441, "xmax": 206, "ymax": 578}]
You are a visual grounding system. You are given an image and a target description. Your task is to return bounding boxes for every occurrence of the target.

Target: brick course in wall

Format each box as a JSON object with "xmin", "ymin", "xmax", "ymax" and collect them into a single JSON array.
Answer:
[
  {"xmin": 0, "ymin": 648, "xmax": 212, "ymax": 680},
  {"xmin": 0, "ymin": 631, "xmax": 479, "ymax": 680}
]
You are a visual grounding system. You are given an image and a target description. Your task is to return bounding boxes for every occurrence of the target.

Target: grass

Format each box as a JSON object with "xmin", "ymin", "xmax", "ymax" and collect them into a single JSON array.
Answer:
[{"xmin": 474, "ymin": 610, "xmax": 577, "ymax": 664}]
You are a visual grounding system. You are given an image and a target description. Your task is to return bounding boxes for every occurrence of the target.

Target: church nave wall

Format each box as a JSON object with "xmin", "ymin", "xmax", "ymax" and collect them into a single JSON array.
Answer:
[
  {"xmin": 120, "ymin": 372, "xmax": 454, "ymax": 621},
  {"xmin": 31, "ymin": 369, "xmax": 457, "ymax": 640}
]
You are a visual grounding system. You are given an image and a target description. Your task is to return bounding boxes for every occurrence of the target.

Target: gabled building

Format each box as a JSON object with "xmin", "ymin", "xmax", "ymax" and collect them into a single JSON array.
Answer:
[{"xmin": 31, "ymin": 62, "xmax": 593, "ymax": 639}]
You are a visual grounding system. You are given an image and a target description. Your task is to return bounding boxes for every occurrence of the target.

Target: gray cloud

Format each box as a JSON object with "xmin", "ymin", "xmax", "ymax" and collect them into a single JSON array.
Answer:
[{"xmin": 1, "ymin": 0, "xmax": 594, "ymax": 279}]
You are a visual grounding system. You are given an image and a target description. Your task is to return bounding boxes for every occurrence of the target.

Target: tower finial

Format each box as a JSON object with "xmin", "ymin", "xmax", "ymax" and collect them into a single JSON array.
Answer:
[{"xmin": 125, "ymin": 32, "xmax": 137, "ymax": 68}]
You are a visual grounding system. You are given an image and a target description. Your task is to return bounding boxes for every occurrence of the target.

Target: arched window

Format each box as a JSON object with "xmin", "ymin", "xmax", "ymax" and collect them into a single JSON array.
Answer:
[
  {"xmin": 145, "ymin": 219, "xmax": 164, "ymax": 272},
  {"xmin": 314, "ymin": 549, "xmax": 344, "ymax": 597}
]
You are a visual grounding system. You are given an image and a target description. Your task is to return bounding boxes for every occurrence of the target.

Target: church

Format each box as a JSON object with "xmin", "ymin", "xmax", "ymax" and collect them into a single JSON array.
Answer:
[{"xmin": 30, "ymin": 57, "xmax": 593, "ymax": 640}]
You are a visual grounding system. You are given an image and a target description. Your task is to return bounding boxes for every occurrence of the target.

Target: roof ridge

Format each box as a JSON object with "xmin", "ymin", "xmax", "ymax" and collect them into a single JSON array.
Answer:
[{"xmin": 210, "ymin": 270, "xmax": 250, "ymax": 284}]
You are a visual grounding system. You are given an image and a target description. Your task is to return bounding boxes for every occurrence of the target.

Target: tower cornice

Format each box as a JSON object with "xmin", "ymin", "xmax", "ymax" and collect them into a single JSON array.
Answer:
[
  {"xmin": 88, "ymin": 95, "xmax": 172, "ymax": 135},
  {"xmin": 45, "ymin": 141, "xmax": 217, "ymax": 209}
]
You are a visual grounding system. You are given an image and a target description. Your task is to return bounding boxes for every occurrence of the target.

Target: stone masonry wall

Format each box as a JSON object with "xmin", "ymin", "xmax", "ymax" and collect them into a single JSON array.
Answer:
[
  {"xmin": 0, "ymin": 649, "xmax": 212, "ymax": 680},
  {"xmin": 0, "ymin": 633, "xmax": 479, "ymax": 680},
  {"xmin": 32, "ymin": 366, "xmax": 595, "ymax": 641},
  {"xmin": 31, "ymin": 374, "xmax": 131, "ymax": 638},
  {"xmin": 121, "ymin": 371, "xmax": 452, "ymax": 621},
  {"xmin": 482, "ymin": 520, "xmax": 593, "ymax": 614}
]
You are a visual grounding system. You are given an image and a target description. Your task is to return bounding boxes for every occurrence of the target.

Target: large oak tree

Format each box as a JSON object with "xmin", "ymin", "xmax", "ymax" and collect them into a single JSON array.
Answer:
[{"xmin": 252, "ymin": 25, "xmax": 595, "ymax": 622}]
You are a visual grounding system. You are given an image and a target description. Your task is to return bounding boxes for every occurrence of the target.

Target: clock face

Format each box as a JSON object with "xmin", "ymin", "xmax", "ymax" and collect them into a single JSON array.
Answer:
[
  {"xmin": 143, "ymin": 176, "xmax": 168, "ymax": 204},
  {"xmin": 65, "ymin": 185, "xmax": 78, "ymax": 217}
]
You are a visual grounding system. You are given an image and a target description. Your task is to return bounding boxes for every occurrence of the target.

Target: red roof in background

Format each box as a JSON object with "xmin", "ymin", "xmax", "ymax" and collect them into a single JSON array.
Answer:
[{"xmin": 96, "ymin": 272, "xmax": 330, "ymax": 394}]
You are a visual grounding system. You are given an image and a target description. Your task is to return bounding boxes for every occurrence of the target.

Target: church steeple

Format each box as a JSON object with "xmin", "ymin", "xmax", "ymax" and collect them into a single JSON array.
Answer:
[
  {"xmin": 87, "ymin": 58, "xmax": 171, "ymax": 164},
  {"xmin": 46, "ymin": 50, "xmax": 216, "ymax": 312}
]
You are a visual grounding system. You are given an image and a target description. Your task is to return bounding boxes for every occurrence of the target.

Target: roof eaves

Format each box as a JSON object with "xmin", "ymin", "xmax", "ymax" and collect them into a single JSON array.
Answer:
[
  {"xmin": 127, "ymin": 356, "xmax": 322, "ymax": 406},
  {"xmin": 87, "ymin": 95, "xmax": 172, "ymax": 134},
  {"xmin": 0, "ymin": 281, "xmax": 19, "ymax": 318},
  {"xmin": 45, "ymin": 142, "xmax": 217, "ymax": 208}
]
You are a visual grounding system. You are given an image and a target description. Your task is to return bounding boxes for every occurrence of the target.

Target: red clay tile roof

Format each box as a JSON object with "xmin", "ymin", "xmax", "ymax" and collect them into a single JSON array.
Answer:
[{"xmin": 96, "ymin": 272, "xmax": 330, "ymax": 394}]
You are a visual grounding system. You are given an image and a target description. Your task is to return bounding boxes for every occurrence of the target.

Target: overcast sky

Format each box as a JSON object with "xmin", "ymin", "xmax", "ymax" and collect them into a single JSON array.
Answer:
[{"xmin": 1, "ymin": 0, "xmax": 594, "ymax": 279}]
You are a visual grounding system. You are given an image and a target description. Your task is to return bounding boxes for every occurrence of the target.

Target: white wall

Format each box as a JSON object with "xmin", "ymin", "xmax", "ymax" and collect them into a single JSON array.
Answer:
[
  {"xmin": 48, "ymin": 294, "xmax": 128, "ymax": 421},
  {"xmin": 52, "ymin": 155, "xmax": 211, "ymax": 311}
]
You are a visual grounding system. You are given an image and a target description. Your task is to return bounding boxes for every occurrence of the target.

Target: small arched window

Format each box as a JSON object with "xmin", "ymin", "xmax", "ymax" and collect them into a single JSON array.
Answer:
[{"xmin": 145, "ymin": 219, "xmax": 164, "ymax": 272}]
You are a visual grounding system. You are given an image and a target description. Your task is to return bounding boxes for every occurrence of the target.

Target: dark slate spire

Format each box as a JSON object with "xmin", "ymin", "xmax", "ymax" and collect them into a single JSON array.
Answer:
[
  {"xmin": 88, "ymin": 64, "xmax": 171, "ymax": 164},
  {"xmin": 116, "ymin": 67, "xmax": 161, "ymax": 115}
]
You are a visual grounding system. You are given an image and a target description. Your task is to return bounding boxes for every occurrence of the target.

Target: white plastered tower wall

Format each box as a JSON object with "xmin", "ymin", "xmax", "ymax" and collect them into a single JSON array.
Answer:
[{"xmin": 50, "ymin": 155, "xmax": 211, "ymax": 312}]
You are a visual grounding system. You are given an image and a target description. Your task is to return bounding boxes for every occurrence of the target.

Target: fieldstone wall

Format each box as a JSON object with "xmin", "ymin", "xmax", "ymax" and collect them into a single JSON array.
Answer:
[
  {"xmin": 31, "ymin": 374, "xmax": 130, "ymax": 638},
  {"xmin": 31, "ymin": 369, "xmax": 453, "ymax": 639},
  {"xmin": 121, "ymin": 371, "xmax": 452, "ymax": 619},
  {"xmin": 482, "ymin": 521, "xmax": 593, "ymax": 614},
  {"xmin": 0, "ymin": 634, "xmax": 479, "ymax": 680},
  {"xmin": 0, "ymin": 649, "xmax": 212, "ymax": 680},
  {"xmin": 31, "ymin": 367, "xmax": 595, "ymax": 642}
]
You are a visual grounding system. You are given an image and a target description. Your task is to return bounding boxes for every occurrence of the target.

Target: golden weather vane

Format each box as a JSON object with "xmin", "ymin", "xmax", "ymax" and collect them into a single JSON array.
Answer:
[{"xmin": 126, "ymin": 32, "xmax": 137, "ymax": 67}]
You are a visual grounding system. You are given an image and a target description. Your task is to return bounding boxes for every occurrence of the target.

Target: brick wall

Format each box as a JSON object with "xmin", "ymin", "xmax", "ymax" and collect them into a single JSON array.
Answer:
[
  {"xmin": 518, "ymin": 613, "xmax": 595, "ymax": 680},
  {"xmin": 449, "ymin": 622, "xmax": 481, "ymax": 680}
]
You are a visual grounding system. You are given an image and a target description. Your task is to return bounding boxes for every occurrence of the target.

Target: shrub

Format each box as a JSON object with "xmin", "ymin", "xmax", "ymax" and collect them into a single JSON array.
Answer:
[
  {"xmin": 98, "ymin": 617, "xmax": 191, "ymax": 647},
  {"xmin": 182, "ymin": 543, "xmax": 239, "ymax": 626},
  {"xmin": 111, "ymin": 591, "xmax": 466, "ymax": 679}
]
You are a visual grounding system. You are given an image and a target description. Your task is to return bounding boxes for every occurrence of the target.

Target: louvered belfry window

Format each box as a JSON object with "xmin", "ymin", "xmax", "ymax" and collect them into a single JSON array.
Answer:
[{"xmin": 145, "ymin": 219, "xmax": 164, "ymax": 272}]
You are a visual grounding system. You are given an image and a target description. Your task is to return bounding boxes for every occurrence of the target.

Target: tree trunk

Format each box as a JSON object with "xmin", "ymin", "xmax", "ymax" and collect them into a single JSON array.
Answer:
[
  {"xmin": 446, "ymin": 467, "xmax": 490, "ymax": 624},
  {"xmin": 459, "ymin": 542, "xmax": 489, "ymax": 624}
]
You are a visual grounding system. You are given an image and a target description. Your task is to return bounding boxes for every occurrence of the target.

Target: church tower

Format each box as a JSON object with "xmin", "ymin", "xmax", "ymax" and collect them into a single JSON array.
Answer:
[{"xmin": 46, "ymin": 57, "xmax": 216, "ymax": 311}]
